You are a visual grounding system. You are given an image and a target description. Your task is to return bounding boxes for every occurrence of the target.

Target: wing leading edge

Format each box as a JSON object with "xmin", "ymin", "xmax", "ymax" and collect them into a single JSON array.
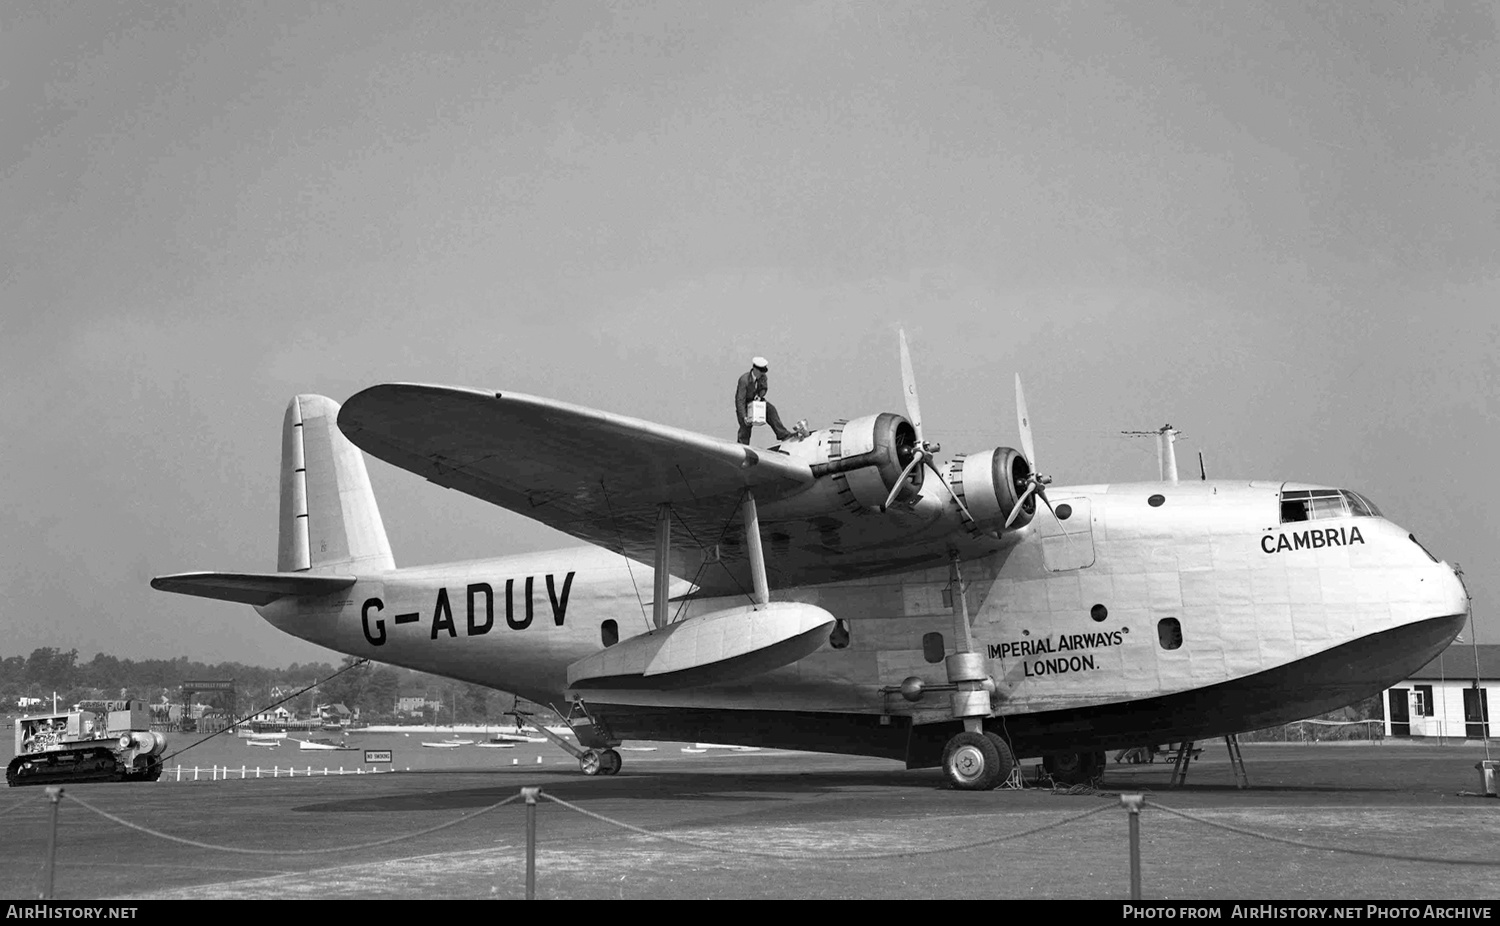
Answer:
[{"xmin": 337, "ymin": 384, "xmax": 815, "ymax": 595}]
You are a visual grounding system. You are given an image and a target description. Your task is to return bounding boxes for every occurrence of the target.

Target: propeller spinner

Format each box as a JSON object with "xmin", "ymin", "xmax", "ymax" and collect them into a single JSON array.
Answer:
[{"xmin": 882, "ymin": 330, "xmax": 976, "ymax": 521}]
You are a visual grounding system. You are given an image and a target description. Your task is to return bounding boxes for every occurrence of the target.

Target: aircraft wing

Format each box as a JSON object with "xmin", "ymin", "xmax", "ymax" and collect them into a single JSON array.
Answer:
[{"xmin": 338, "ymin": 384, "xmax": 817, "ymax": 595}]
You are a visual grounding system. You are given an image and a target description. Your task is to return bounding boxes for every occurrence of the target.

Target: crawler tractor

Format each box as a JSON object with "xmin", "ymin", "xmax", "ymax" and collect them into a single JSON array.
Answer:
[{"xmin": 8, "ymin": 700, "xmax": 167, "ymax": 786}]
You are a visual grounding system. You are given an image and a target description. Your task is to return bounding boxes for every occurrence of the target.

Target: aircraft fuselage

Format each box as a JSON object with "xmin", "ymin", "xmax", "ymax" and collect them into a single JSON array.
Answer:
[{"xmin": 256, "ymin": 478, "xmax": 1467, "ymax": 760}]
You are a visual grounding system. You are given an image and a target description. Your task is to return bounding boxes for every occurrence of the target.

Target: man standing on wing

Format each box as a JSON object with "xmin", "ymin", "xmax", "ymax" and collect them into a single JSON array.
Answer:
[{"xmin": 735, "ymin": 356, "xmax": 805, "ymax": 445}]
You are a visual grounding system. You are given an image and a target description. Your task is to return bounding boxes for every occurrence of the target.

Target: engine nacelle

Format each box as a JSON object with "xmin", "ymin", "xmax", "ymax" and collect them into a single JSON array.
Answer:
[
  {"xmin": 793, "ymin": 412, "xmax": 920, "ymax": 512},
  {"xmin": 951, "ymin": 447, "xmax": 1034, "ymax": 534}
]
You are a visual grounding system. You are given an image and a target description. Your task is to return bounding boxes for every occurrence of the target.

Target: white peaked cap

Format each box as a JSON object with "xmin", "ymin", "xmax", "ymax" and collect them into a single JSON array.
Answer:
[{"xmin": 752, "ymin": 356, "xmax": 769, "ymax": 369}]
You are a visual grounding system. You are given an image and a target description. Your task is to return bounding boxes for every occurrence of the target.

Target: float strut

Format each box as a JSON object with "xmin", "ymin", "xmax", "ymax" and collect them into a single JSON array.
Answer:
[
  {"xmin": 741, "ymin": 490, "xmax": 770, "ymax": 606},
  {"xmin": 653, "ymin": 503, "xmax": 671, "ymax": 629}
]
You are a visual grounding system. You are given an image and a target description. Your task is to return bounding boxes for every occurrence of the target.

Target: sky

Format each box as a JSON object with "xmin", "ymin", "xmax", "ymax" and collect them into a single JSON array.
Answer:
[{"xmin": 2, "ymin": 1, "xmax": 1495, "ymax": 667}]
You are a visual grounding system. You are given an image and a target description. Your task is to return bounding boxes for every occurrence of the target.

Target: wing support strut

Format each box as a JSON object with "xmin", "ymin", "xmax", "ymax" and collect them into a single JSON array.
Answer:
[
  {"xmin": 742, "ymin": 490, "xmax": 770, "ymax": 607},
  {"xmin": 653, "ymin": 503, "xmax": 671, "ymax": 630}
]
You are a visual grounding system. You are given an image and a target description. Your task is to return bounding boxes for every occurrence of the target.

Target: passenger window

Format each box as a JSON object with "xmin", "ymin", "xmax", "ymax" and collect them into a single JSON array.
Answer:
[
  {"xmin": 1280, "ymin": 500, "xmax": 1309, "ymax": 522},
  {"xmin": 829, "ymin": 619, "xmax": 851, "ymax": 650},
  {"xmin": 1157, "ymin": 618, "xmax": 1182, "ymax": 651},
  {"xmin": 601, "ymin": 620, "xmax": 618, "ymax": 647},
  {"xmin": 922, "ymin": 632, "xmax": 945, "ymax": 664}
]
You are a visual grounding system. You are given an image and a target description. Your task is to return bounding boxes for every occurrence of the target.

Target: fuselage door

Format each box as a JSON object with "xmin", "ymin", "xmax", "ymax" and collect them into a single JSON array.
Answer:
[{"xmin": 1039, "ymin": 496, "xmax": 1096, "ymax": 571}]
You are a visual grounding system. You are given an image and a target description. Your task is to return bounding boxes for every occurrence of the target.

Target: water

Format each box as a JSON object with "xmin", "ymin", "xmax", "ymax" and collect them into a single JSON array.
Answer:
[{"xmin": 154, "ymin": 730, "xmax": 585, "ymax": 777}]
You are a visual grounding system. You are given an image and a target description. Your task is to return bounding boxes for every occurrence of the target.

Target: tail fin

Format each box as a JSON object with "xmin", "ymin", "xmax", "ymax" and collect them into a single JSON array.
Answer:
[{"xmin": 278, "ymin": 395, "xmax": 395, "ymax": 574}]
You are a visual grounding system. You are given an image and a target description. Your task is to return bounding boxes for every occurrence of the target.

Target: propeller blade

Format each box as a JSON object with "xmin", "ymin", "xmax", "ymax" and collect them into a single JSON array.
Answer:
[
  {"xmin": 924, "ymin": 458, "xmax": 976, "ymax": 523},
  {"xmin": 882, "ymin": 451, "xmax": 924, "ymax": 510},
  {"xmin": 1015, "ymin": 373, "xmax": 1036, "ymax": 469},
  {"xmin": 899, "ymin": 328, "xmax": 924, "ymax": 446},
  {"xmin": 1004, "ymin": 480, "xmax": 1038, "ymax": 528}
]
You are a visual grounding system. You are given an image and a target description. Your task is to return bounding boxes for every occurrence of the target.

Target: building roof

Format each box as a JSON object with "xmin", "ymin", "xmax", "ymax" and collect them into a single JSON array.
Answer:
[{"xmin": 1405, "ymin": 643, "xmax": 1500, "ymax": 681}]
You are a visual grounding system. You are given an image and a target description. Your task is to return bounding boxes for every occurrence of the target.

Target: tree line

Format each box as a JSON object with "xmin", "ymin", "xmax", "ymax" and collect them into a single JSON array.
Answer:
[{"xmin": 1, "ymin": 648, "xmax": 537, "ymax": 725}]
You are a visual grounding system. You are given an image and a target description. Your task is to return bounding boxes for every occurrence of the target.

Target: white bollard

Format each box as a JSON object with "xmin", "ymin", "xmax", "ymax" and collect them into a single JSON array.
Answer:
[
  {"xmin": 176, "ymin": 766, "xmax": 182, "ymax": 782},
  {"xmin": 256, "ymin": 768, "xmax": 261, "ymax": 778},
  {"xmin": 241, "ymin": 765, "xmax": 246, "ymax": 778},
  {"xmin": 323, "ymin": 767, "xmax": 328, "ymax": 776},
  {"xmin": 536, "ymin": 756, "xmax": 543, "ymax": 764},
  {"xmin": 512, "ymin": 758, "xmax": 518, "ymax": 765},
  {"xmin": 306, "ymin": 767, "xmax": 311, "ymax": 776},
  {"xmin": 193, "ymin": 767, "xmax": 199, "ymax": 781}
]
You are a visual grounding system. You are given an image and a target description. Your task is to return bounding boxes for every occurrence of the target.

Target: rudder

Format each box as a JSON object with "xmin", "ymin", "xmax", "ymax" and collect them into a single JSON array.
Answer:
[{"xmin": 278, "ymin": 395, "xmax": 395, "ymax": 574}]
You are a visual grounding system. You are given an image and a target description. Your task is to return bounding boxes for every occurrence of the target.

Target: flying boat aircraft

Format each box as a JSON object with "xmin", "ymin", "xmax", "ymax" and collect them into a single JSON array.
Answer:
[{"xmin": 153, "ymin": 333, "xmax": 1469, "ymax": 789}]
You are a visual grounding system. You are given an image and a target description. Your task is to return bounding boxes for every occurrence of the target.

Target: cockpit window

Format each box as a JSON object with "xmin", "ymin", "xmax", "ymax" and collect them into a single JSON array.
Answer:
[
  {"xmin": 1279, "ymin": 488, "xmax": 1382, "ymax": 523},
  {"xmin": 1346, "ymin": 491, "xmax": 1382, "ymax": 517}
]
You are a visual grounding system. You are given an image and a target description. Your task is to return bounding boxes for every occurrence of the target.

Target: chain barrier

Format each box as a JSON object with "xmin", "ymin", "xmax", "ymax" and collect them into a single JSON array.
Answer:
[
  {"xmin": 537, "ymin": 788, "xmax": 1113, "ymax": 860},
  {"xmin": 0, "ymin": 798, "xmax": 31, "ymax": 820},
  {"xmin": 14, "ymin": 783, "xmax": 1500, "ymax": 899},
  {"xmin": 1141, "ymin": 798, "xmax": 1500, "ymax": 867},
  {"xmin": 60, "ymin": 789, "xmax": 520, "ymax": 855}
]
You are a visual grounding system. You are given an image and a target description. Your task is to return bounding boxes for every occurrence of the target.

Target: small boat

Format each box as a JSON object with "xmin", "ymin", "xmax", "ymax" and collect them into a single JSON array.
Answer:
[
  {"xmin": 421, "ymin": 741, "xmax": 465, "ymax": 748},
  {"xmin": 483, "ymin": 732, "xmax": 532, "ymax": 744},
  {"xmin": 246, "ymin": 739, "xmax": 279, "ymax": 748},
  {"xmin": 474, "ymin": 740, "xmax": 516, "ymax": 749},
  {"xmin": 442, "ymin": 737, "xmax": 475, "ymax": 745},
  {"xmin": 298, "ymin": 738, "xmax": 355, "ymax": 751}
]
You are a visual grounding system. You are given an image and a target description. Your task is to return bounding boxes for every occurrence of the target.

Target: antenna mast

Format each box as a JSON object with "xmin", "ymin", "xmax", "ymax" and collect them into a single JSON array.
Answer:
[{"xmin": 1121, "ymin": 424, "xmax": 1184, "ymax": 485}]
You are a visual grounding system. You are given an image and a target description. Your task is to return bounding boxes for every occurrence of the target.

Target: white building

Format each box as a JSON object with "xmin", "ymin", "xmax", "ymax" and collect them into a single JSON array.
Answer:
[{"xmin": 1384, "ymin": 643, "xmax": 1498, "ymax": 740}]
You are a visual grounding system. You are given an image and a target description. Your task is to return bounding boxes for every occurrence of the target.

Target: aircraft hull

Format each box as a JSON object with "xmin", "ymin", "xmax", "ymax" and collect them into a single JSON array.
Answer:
[{"xmin": 587, "ymin": 611, "xmax": 1465, "ymax": 767}]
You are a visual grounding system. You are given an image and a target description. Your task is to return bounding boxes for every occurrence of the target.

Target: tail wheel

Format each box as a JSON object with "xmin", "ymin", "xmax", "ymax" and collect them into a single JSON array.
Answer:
[{"xmin": 942, "ymin": 731, "xmax": 1011, "ymax": 791}]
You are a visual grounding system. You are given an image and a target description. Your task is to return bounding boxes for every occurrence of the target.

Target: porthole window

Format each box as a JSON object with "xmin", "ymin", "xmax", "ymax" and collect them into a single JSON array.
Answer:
[
  {"xmin": 829, "ymin": 619, "xmax": 851, "ymax": 650},
  {"xmin": 1091, "ymin": 604, "xmax": 1108, "ymax": 622},
  {"xmin": 1148, "ymin": 494, "xmax": 1165, "ymax": 507},
  {"xmin": 601, "ymin": 620, "xmax": 618, "ymax": 648},
  {"xmin": 1056, "ymin": 503, "xmax": 1073, "ymax": 520},
  {"xmin": 922, "ymin": 632, "xmax": 945, "ymax": 664},
  {"xmin": 1157, "ymin": 618, "xmax": 1182, "ymax": 650}
]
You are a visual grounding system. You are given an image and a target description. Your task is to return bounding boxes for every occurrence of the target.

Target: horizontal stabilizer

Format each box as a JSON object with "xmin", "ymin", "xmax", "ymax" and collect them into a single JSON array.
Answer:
[{"xmin": 150, "ymin": 571, "xmax": 356, "ymax": 606}]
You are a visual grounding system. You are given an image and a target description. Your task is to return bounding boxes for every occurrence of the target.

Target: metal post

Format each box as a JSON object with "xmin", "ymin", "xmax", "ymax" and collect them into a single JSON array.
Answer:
[
  {"xmin": 522, "ymin": 787, "xmax": 539, "ymax": 900},
  {"xmin": 1120, "ymin": 793, "xmax": 1143, "ymax": 901},
  {"xmin": 41, "ymin": 786, "xmax": 63, "ymax": 900}
]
